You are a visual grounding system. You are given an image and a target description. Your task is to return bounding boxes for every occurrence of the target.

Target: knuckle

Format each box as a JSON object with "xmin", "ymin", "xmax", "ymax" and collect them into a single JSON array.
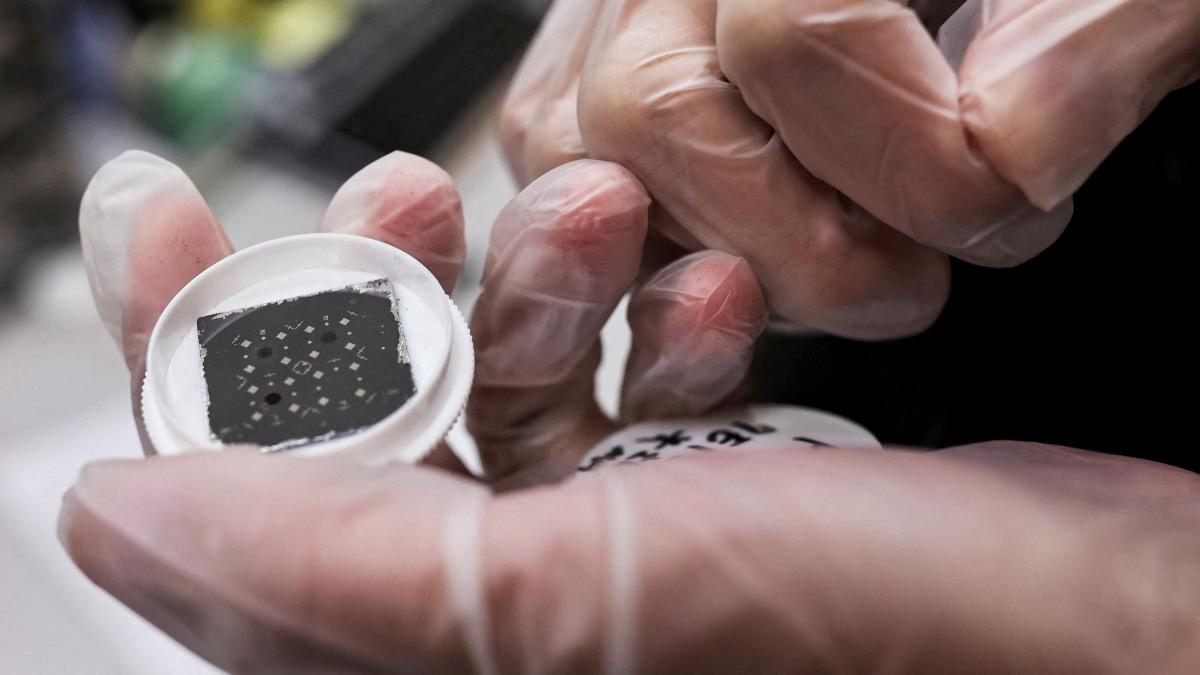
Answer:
[
  {"xmin": 579, "ymin": 43, "xmax": 723, "ymax": 164},
  {"xmin": 577, "ymin": 56, "xmax": 649, "ymax": 160},
  {"xmin": 788, "ymin": 217, "xmax": 951, "ymax": 339},
  {"xmin": 519, "ymin": 99, "xmax": 586, "ymax": 180},
  {"xmin": 717, "ymin": 0, "xmax": 828, "ymax": 79},
  {"xmin": 716, "ymin": 0, "xmax": 786, "ymax": 72},
  {"xmin": 498, "ymin": 92, "xmax": 536, "ymax": 166}
]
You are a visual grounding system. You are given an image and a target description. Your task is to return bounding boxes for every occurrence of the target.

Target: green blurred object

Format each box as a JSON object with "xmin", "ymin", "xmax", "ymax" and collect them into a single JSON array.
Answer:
[
  {"xmin": 132, "ymin": 26, "xmax": 257, "ymax": 147},
  {"xmin": 128, "ymin": 0, "xmax": 360, "ymax": 147}
]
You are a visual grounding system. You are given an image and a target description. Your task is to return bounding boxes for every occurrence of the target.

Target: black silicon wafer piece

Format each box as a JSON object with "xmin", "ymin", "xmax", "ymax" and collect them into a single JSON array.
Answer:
[{"xmin": 197, "ymin": 278, "xmax": 416, "ymax": 449}]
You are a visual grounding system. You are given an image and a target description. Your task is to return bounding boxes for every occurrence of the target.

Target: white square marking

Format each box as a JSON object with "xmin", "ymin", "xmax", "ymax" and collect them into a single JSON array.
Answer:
[
  {"xmin": 309, "ymin": 350, "xmax": 320, "ymax": 358},
  {"xmin": 240, "ymin": 339, "xmax": 252, "ymax": 348},
  {"xmin": 318, "ymin": 396, "xmax": 329, "ymax": 406},
  {"xmin": 284, "ymin": 377, "xmax": 295, "ymax": 386},
  {"xmin": 280, "ymin": 356, "xmax": 291, "ymax": 365},
  {"xmin": 304, "ymin": 325, "xmax": 315, "ymax": 333},
  {"xmin": 344, "ymin": 342, "xmax": 356, "ymax": 351},
  {"xmin": 313, "ymin": 371, "xmax": 324, "ymax": 379},
  {"xmin": 276, "ymin": 332, "xmax": 287, "ymax": 340},
  {"xmin": 339, "ymin": 318, "xmax": 350, "ymax": 326},
  {"xmin": 288, "ymin": 403, "xmax": 300, "ymax": 413},
  {"xmin": 247, "ymin": 385, "xmax": 259, "ymax": 395},
  {"xmin": 349, "ymin": 362, "xmax": 360, "ymax": 371},
  {"xmin": 354, "ymin": 388, "xmax": 366, "ymax": 397},
  {"xmin": 243, "ymin": 365, "xmax": 255, "ymax": 373},
  {"xmin": 251, "ymin": 412, "xmax": 263, "ymax": 421}
]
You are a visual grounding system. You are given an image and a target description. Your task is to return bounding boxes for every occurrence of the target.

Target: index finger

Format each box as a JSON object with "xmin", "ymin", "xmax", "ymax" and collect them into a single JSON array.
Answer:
[{"xmin": 59, "ymin": 442, "xmax": 1200, "ymax": 674}]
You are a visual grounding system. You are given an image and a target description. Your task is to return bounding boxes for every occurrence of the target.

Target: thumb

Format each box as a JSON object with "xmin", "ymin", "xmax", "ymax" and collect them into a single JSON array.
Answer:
[
  {"xmin": 60, "ymin": 453, "xmax": 492, "ymax": 674},
  {"xmin": 61, "ymin": 446, "xmax": 1200, "ymax": 674}
]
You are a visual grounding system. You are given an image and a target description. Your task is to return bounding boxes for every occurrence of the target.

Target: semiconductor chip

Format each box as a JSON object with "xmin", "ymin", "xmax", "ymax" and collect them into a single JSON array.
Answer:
[{"xmin": 196, "ymin": 278, "xmax": 416, "ymax": 449}]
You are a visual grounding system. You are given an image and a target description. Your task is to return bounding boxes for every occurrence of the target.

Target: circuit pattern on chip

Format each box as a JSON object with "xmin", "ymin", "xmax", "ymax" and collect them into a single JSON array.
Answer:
[{"xmin": 197, "ymin": 278, "xmax": 415, "ymax": 449}]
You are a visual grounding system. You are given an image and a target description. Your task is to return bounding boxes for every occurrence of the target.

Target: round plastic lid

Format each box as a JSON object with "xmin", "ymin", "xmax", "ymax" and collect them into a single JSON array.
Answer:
[
  {"xmin": 142, "ymin": 233, "xmax": 473, "ymax": 465},
  {"xmin": 576, "ymin": 403, "xmax": 881, "ymax": 472}
]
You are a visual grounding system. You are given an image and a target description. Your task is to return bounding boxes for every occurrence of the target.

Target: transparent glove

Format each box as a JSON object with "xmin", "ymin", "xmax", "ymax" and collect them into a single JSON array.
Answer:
[
  {"xmin": 61, "ymin": 440, "xmax": 1200, "ymax": 672},
  {"xmin": 467, "ymin": 160, "xmax": 768, "ymax": 487},
  {"xmin": 78, "ymin": 148, "xmax": 768, "ymax": 472},
  {"xmin": 500, "ymin": 0, "xmax": 1199, "ymax": 338},
  {"xmin": 78, "ymin": 149, "xmax": 467, "ymax": 463},
  {"xmin": 66, "ymin": 150, "xmax": 1200, "ymax": 673}
]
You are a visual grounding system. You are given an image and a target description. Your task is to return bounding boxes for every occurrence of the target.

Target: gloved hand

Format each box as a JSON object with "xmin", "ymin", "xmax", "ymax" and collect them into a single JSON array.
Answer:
[
  {"xmin": 78, "ymin": 149, "xmax": 467, "ymax": 460},
  {"xmin": 500, "ymin": 0, "xmax": 1200, "ymax": 338},
  {"xmin": 66, "ymin": 146, "xmax": 769, "ymax": 664},
  {"xmin": 467, "ymin": 160, "xmax": 767, "ymax": 487},
  {"xmin": 77, "ymin": 150, "xmax": 768, "ymax": 477},
  {"xmin": 61, "ymin": 440, "xmax": 1200, "ymax": 672},
  {"xmin": 66, "ymin": 150, "xmax": 1200, "ymax": 674}
]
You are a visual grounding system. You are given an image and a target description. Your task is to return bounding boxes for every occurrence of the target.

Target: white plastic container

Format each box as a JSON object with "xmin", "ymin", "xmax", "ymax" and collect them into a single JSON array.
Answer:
[
  {"xmin": 141, "ymin": 233, "xmax": 473, "ymax": 465},
  {"xmin": 576, "ymin": 404, "xmax": 880, "ymax": 472}
]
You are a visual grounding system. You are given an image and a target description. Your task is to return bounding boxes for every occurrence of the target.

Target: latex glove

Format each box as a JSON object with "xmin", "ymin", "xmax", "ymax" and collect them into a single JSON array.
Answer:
[
  {"xmin": 61, "ymin": 440, "xmax": 1200, "ymax": 673},
  {"xmin": 67, "ymin": 152, "xmax": 1200, "ymax": 673},
  {"xmin": 501, "ymin": 0, "xmax": 1199, "ymax": 338},
  {"xmin": 467, "ymin": 160, "xmax": 768, "ymax": 486},
  {"xmin": 78, "ymin": 149, "xmax": 767, "ymax": 474},
  {"xmin": 79, "ymin": 149, "xmax": 468, "ymax": 463},
  {"xmin": 66, "ymin": 149, "xmax": 775, "ymax": 664}
]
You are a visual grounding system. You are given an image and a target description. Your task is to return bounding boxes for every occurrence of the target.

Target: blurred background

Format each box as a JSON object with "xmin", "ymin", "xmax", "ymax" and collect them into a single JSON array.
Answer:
[{"xmin": 0, "ymin": 1, "xmax": 584, "ymax": 671}]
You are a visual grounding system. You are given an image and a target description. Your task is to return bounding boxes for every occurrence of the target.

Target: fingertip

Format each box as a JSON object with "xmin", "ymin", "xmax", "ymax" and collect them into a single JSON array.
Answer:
[
  {"xmin": 322, "ymin": 152, "xmax": 460, "ymax": 235},
  {"xmin": 645, "ymin": 251, "xmax": 768, "ymax": 336},
  {"xmin": 80, "ymin": 151, "xmax": 200, "ymax": 243},
  {"xmin": 80, "ymin": 151, "xmax": 231, "ymax": 370},
  {"xmin": 622, "ymin": 252, "xmax": 768, "ymax": 420},
  {"xmin": 58, "ymin": 458, "xmax": 155, "ymax": 576},
  {"xmin": 321, "ymin": 149, "xmax": 460, "ymax": 228},
  {"xmin": 550, "ymin": 160, "xmax": 651, "ymax": 217},
  {"xmin": 938, "ymin": 197, "xmax": 1074, "ymax": 269},
  {"xmin": 823, "ymin": 245, "xmax": 950, "ymax": 341},
  {"xmin": 770, "ymin": 217, "xmax": 952, "ymax": 341},
  {"xmin": 85, "ymin": 150, "xmax": 190, "ymax": 197},
  {"xmin": 59, "ymin": 452, "xmax": 491, "ymax": 674},
  {"xmin": 322, "ymin": 152, "xmax": 466, "ymax": 293},
  {"xmin": 490, "ymin": 160, "xmax": 650, "ymax": 266},
  {"xmin": 80, "ymin": 151, "xmax": 209, "ymax": 342}
]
